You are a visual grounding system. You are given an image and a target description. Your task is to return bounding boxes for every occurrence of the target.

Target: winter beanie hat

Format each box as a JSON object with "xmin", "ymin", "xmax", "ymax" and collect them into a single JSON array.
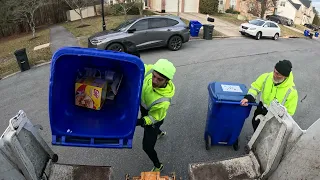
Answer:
[{"xmin": 275, "ymin": 60, "xmax": 292, "ymax": 77}]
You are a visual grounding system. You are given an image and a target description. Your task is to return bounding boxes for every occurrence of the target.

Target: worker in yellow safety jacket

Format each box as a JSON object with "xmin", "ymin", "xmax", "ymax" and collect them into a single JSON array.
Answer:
[
  {"xmin": 241, "ymin": 60, "xmax": 298, "ymax": 132},
  {"xmin": 136, "ymin": 59, "xmax": 176, "ymax": 172}
]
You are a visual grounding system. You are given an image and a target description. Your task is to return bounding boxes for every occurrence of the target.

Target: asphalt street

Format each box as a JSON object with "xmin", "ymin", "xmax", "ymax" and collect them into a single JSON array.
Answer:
[{"xmin": 1, "ymin": 37, "xmax": 320, "ymax": 179}]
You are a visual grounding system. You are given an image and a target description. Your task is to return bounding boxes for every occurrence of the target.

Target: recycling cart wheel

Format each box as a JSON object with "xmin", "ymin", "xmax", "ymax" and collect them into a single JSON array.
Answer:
[
  {"xmin": 205, "ymin": 134, "xmax": 212, "ymax": 150},
  {"xmin": 233, "ymin": 139, "xmax": 240, "ymax": 151}
]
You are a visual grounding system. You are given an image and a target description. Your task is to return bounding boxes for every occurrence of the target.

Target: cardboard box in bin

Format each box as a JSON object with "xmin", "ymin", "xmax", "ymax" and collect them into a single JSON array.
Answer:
[{"xmin": 75, "ymin": 77, "xmax": 108, "ymax": 110}]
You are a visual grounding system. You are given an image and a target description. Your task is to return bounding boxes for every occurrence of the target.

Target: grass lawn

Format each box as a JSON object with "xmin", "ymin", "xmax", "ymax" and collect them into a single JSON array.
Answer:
[
  {"xmin": 279, "ymin": 25, "xmax": 304, "ymax": 37},
  {"xmin": 0, "ymin": 29, "xmax": 51, "ymax": 78},
  {"xmin": 214, "ymin": 13, "xmax": 246, "ymax": 26},
  {"xmin": 294, "ymin": 24, "xmax": 306, "ymax": 32}
]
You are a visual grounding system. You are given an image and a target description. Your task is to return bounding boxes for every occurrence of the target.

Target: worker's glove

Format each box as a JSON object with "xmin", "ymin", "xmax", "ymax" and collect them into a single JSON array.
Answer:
[
  {"xmin": 136, "ymin": 118, "xmax": 146, "ymax": 127},
  {"xmin": 244, "ymin": 94, "xmax": 256, "ymax": 103},
  {"xmin": 257, "ymin": 101, "xmax": 268, "ymax": 116}
]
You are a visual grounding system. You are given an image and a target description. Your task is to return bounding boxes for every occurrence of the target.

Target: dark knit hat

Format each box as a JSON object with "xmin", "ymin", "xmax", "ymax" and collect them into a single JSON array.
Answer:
[{"xmin": 275, "ymin": 60, "xmax": 292, "ymax": 77}]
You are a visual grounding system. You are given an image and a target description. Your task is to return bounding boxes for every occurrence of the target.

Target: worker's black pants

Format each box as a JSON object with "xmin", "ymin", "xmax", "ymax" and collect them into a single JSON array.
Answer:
[
  {"xmin": 252, "ymin": 102, "xmax": 268, "ymax": 132},
  {"xmin": 140, "ymin": 106, "xmax": 163, "ymax": 168}
]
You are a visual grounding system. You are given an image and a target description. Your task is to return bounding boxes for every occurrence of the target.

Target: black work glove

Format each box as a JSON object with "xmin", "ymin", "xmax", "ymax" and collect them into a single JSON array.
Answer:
[
  {"xmin": 257, "ymin": 101, "xmax": 268, "ymax": 115},
  {"xmin": 244, "ymin": 94, "xmax": 256, "ymax": 103},
  {"xmin": 136, "ymin": 118, "xmax": 146, "ymax": 127}
]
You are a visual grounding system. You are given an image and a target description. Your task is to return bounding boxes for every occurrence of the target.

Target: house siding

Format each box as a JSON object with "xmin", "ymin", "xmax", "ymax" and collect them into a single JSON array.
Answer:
[{"xmin": 277, "ymin": 0, "xmax": 297, "ymax": 20}]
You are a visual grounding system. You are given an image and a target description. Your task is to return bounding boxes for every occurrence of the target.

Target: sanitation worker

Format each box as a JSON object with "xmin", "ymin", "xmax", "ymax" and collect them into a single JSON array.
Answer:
[
  {"xmin": 136, "ymin": 59, "xmax": 176, "ymax": 172},
  {"xmin": 241, "ymin": 60, "xmax": 298, "ymax": 132}
]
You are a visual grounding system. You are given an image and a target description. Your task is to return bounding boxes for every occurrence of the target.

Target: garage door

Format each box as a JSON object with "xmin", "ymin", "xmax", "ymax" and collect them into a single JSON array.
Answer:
[
  {"xmin": 184, "ymin": 0, "xmax": 199, "ymax": 12},
  {"xmin": 153, "ymin": 0, "xmax": 162, "ymax": 12},
  {"xmin": 166, "ymin": 0, "xmax": 178, "ymax": 12}
]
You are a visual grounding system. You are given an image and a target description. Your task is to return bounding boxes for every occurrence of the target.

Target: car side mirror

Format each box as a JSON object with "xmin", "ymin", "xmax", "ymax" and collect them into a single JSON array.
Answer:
[{"xmin": 128, "ymin": 28, "xmax": 136, "ymax": 33}]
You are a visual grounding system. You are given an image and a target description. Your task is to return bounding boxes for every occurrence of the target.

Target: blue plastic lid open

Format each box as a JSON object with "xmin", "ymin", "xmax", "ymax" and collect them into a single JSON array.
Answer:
[
  {"xmin": 208, "ymin": 82, "xmax": 249, "ymax": 102},
  {"xmin": 49, "ymin": 47, "xmax": 145, "ymax": 148}
]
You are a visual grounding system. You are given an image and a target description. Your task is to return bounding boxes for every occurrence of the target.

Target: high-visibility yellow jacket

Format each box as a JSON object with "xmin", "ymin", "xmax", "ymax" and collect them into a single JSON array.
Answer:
[
  {"xmin": 248, "ymin": 71, "xmax": 298, "ymax": 116},
  {"xmin": 141, "ymin": 64, "xmax": 175, "ymax": 125}
]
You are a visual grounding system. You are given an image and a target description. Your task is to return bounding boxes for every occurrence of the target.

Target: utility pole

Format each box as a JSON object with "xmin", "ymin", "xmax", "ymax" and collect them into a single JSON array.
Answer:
[
  {"xmin": 101, "ymin": 0, "xmax": 106, "ymax": 31},
  {"xmin": 177, "ymin": 0, "xmax": 180, "ymax": 16}
]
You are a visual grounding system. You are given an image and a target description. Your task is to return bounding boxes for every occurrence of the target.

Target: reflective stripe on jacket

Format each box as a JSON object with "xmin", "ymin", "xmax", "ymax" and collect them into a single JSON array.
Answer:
[
  {"xmin": 248, "ymin": 71, "xmax": 298, "ymax": 116},
  {"xmin": 141, "ymin": 64, "xmax": 175, "ymax": 125}
]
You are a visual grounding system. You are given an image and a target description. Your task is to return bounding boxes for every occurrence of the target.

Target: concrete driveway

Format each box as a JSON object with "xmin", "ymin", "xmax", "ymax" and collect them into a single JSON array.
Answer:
[
  {"xmin": 179, "ymin": 13, "xmax": 240, "ymax": 37},
  {"xmin": 1, "ymin": 38, "xmax": 320, "ymax": 179}
]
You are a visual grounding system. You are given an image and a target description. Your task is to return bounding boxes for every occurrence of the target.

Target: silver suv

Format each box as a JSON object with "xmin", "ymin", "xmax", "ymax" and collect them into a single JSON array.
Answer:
[{"xmin": 88, "ymin": 15, "xmax": 190, "ymax": 51}]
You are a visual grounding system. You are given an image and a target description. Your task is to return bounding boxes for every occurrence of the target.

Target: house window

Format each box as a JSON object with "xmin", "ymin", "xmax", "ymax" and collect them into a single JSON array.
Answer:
[
  {"xmin": 280, "ymin": 1, "xmax": 285, "ymax": 7},
  {"xmin": 220, "ymin": 1, "xmax": 223, "ymax": 5}
]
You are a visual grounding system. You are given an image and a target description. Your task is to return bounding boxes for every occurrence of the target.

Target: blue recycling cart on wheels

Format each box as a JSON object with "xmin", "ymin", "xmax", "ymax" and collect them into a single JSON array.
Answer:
[
  {"xmin": 49, "ymin": 47, "xmax": 145, "ymax": 149},
  {"xmin": 205, "ymin": 82, "xmax": 256, "ymax": 151}
]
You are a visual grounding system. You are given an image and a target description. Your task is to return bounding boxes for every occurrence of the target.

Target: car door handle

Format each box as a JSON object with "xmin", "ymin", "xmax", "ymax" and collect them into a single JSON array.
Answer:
[{"xmin": 167, "ymin": 29, "xmax": 172, "ymax": 31}]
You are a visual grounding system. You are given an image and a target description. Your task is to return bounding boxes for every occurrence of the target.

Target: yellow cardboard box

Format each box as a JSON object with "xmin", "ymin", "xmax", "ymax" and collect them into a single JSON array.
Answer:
[{"xmin": 75, "ymin": 77, "xmax": 107, "ymax": 110}]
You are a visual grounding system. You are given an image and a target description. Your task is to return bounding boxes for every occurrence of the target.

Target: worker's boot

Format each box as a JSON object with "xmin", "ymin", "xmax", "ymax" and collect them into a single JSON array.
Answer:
[
  {"xmin": 151, "ymin": 164, "xmax": 164, "ymax": 172},
  {"xmin": 157, "ymin": 131, "xmax": 167, "ymax": 140}
]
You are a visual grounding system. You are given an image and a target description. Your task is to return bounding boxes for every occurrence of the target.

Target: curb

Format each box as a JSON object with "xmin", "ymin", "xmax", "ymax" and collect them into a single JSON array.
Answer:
[{"xmin": 0, "ymin": 60, "xmax": 51, "ymax": 81}]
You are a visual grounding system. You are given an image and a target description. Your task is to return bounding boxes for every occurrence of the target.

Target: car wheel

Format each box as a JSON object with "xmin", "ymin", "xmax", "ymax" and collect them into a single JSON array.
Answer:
[
  {"xmin": 277, "ymin": 20, "xmax": 281, "ymax": 24},
  {"xmin": 106, "ymin": 43, "xmax": 125, "ymax": 52},
  {"xmin": 255, "ymin": 32, "xmax": 262, "ymax": 40},
  {"xmin": 168, "ymin": 35, "xmax": 183, "ymax": 51},
  {"xmin": 273, "ymin": 33, "xmax": 279, "ymax": 40},
  {"xmin": 241, "ymin": 32, "xmax": 245, "ymax": 36}
]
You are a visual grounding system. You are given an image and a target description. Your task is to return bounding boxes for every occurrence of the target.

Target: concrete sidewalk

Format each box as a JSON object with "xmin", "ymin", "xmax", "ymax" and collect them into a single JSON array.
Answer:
[
  {"xmin": 50, "ymin": 26, "xmax": 79, "ymax": 54},
  {"xmin": 179, "ymin": 13, "xmax": 241, "ymax": 37}
]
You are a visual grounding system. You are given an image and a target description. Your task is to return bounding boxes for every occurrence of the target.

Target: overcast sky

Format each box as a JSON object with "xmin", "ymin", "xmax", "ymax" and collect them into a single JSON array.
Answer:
[{"xmin": 313, "ymin": 0, "xmax": 320, "ymax": 12}]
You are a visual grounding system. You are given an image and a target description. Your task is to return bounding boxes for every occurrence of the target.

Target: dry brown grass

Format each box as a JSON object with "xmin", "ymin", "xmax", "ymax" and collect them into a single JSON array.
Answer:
[{"xmin": 0, "ymin": 29, "xmax": 51, "ymax": 78}]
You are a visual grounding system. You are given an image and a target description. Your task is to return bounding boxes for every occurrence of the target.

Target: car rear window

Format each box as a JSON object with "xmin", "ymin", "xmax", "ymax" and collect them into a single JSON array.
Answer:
[
  {"xmin": 167, "ymin": 19, "xmax": 179, "ymax": 26},
  {"xmin": 150, "ymin": 18, "xmax": 168, "ymax": 28}
]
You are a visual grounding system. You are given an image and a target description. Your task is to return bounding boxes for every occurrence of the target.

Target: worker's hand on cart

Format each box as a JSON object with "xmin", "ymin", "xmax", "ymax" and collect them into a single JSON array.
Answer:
[
  {"xmin": 136, "ymin": 118, "xmax": 146, "ymax": 127},
  {"xmin": 240, "ymin": 99, "xmax": 249, "ymax": 106}
]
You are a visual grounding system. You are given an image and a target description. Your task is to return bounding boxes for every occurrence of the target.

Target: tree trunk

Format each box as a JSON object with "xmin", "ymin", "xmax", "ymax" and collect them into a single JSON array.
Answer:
[
  {"xmin": 260, "ymin": 0, "xmax": 267, "ymax": 18},
  {"xmin": 139, "ymin": 0, "xmax": 144, "ymax": 16},
  {"xmin": 30, "ymin": 13, "xmax": 36, "ymax": 38},
  {"xmin": 80, "ymin": 8, "xmax": 84, "ymax": 25}
]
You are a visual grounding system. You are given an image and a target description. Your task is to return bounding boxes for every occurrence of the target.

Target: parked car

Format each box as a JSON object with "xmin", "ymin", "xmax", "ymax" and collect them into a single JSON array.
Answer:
[
  {"xmin": 266, "ymin": 15, "xmax": 293, "ymax": 26},
  {"xmin": 88, "ymin": 15, "xmax": 190, "ymax": 52},
  {"xmin": 239, "ymin": 19, "xmax": 281, "ymax": 40},
  {"xmin": 304, "ymin": 24, "xmax": 319, "ymax": 31}
]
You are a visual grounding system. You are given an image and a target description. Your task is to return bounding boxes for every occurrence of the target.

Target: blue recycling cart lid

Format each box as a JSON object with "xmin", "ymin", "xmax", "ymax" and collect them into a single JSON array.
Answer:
[
  {"xmin": 208, "ymin": 82, "xmax": 249, "ymax": 102},
  {"xmin": 49, "ymin": 47, "xmax": 145, "ymax": 149}
]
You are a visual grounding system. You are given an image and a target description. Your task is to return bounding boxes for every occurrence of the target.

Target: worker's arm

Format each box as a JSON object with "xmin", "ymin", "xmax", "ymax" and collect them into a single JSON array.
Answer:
[
  {"xmin": 144, "ymin": 64, "xmax": 153, "ymax": 76},
  {"xmin": 143, "ymin": 102, "xmax": 170, "ymax": 125},
  {"xmin": 284, "ymin": 88, "xmax": 298, "ymax": 116},
  {"xmin": 246, "ymin": 73, "xmax": 270, "ymax": 100}
]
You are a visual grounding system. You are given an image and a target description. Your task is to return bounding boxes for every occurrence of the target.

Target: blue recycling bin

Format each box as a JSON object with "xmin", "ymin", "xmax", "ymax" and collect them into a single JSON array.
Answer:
[
  {"xmin": 49, "ymin": 47, "xmax": 145, "ymax": 149},
  {"xmin": 304, "ymin": 29, "xmax": 310, "ymax": 37},
  {"xmin": 315, "ymin": 32, "xmax": 319, "ymax": 37},
  {"xmin": 205, "ymin": 82, "xmax": 255, "ymax": 151},
  {"xmin": 189, "ymin": 20, "xmax": 202, "ymax": 37}
]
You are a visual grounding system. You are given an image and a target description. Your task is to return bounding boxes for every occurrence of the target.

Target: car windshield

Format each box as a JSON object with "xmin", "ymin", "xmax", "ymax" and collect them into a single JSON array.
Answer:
[
  {"xmin": 249, "ymin": 20, "xmax": 265, "ymax": 26},
  {"xmin": 113, "ymin": 19, "xmax": 136, "ymax": 31}
]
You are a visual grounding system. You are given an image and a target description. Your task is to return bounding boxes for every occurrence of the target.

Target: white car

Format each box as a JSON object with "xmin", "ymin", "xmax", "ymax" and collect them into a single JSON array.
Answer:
[{"xmin": 239, "ymin": 19, "xmax": 281, "ymax": 40}]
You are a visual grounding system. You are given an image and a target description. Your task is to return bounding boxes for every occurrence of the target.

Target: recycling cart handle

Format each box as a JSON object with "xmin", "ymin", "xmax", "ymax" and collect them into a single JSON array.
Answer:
[{"xmin": 216, "ymin": 100, "xmax": 259, "ymax": 106}]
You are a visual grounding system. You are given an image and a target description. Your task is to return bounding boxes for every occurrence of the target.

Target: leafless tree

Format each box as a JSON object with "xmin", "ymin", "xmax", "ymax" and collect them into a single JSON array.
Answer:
[
  {"xmin": 136, "ymin": 0, "xmax": 144, "ymax": 16},
  {"xmin": 64, "ymin": 0, "xmax": 90, "ymax": 25},
  {"xmin": 8, "ymin": 0, "xmax": 46, "ymax": 38},
  {"xmin": 115, "ymin": 0, "xmax": 138, "ymax": 19},
  {"xmin": 260, "ymin": 0, "xmax": 278, "ymax": 18}
]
